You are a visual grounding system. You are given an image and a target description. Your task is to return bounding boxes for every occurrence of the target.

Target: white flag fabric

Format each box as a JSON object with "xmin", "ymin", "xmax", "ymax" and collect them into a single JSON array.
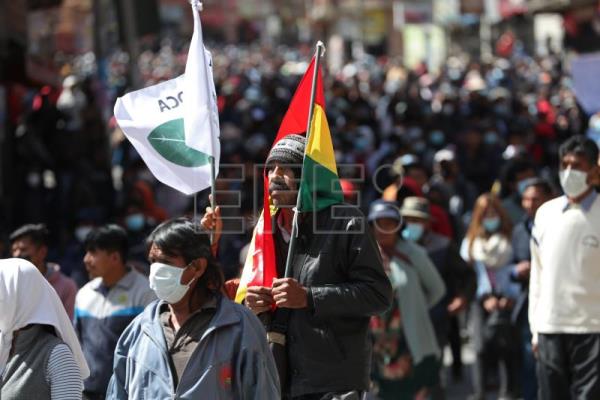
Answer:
[
  {"xmin": 113, "ymin": 1, "xmax": 220, "ymax": 196},
  {"xmin": 184, "ymin": 0, "xmax": 220, "ymax": 161}
]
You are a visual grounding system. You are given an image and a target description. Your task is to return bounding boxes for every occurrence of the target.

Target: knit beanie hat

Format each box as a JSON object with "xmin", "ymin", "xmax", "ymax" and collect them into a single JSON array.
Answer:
[{"xmin": 265, "ymin": 134, "xmax": 306, "ymax": 166}]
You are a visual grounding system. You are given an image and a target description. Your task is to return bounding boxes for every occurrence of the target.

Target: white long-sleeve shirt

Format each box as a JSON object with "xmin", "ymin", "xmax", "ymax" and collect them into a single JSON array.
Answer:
[{"xmin": 529, "ymin": 191, "xmax": 600, "ymax": 343}]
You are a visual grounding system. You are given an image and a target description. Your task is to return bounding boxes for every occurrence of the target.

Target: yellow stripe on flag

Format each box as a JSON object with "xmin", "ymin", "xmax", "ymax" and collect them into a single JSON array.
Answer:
[
  {"xmin": 235, "ymin": 228, "xmax": 257, "ymax": 303},
  {"xmin": 307, "ymin": 104, "xmax": 338, "ymax": 176}
]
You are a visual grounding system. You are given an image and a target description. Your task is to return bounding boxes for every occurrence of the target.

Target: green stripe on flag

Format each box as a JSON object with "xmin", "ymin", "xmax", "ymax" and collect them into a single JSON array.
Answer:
[{"xmin": 299, "ymin": 155, "xmax": 344, "ymax": 212}]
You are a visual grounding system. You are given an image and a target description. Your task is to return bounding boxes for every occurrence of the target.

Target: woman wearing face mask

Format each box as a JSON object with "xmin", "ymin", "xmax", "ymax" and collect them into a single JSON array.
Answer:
[
  {"xmin": 368, "ymin": 201, "xmax": 446, "ymax": 400},
  {"xmin": 460, "ymin": 194, "xmax": 518, "ymax": 400},
  {"xmin": 106, "ymin": 218, "xmax": 280, "ymax": 399}
]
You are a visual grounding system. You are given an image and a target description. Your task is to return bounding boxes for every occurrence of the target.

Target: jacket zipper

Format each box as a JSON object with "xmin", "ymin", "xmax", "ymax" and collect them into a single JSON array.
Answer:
[
  {"xmin": 172, "ymin": 321, "xmax": 238, "ymax": 398},
  {"xmin": 142, "ymin": 328, "xmax": 177, "ymax": 396}
]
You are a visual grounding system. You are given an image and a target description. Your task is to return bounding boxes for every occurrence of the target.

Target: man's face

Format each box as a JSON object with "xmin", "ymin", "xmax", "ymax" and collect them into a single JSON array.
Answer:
[
  {"xmin": 521, "ymin": 185, "xmax": 548, "ymax": 218},
  {"xmin": 373, "ymin": 218, "xmax": 401, "ymax": 249},
  {"xmin": 267, "ymin": 162, "xmax": 298, "ymax": 208},
  {"xmin": 147, "ymin": 243, "xmax": 205, "ymax": 287},
  {"xmin": 83, "ymin": 248, "xmax": 119, "ymax": 279},
  {"xmin": 561, "ymin": 153, "xmax": 593, "ymax": 173},
  {"xmin": 11, "ymin": 238, "xmax": 46, "ymax": 270}
]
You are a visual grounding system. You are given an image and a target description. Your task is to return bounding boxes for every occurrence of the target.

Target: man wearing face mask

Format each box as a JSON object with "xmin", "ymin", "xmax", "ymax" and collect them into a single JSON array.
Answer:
[
  {"xmin": 74, "ymin": 224, "xmax": 155, "ymax": 400},
  {"xmin": 243, "ymin": 134, "xmax": 392, "ymax": 399},
  {"xmin": 399, "ymin": 197, "xmax": 476, "ymax": 379},
  {"xmin": 10, "ymin": 223, "xmax": 78, "ymax": 319},
  {"xmin": 530, "ymin": 135, "xmax": 600, "ymax": 400},
  {"xmin": 107, "ymin": 218, "xmax": 280, "ymax": 399}
]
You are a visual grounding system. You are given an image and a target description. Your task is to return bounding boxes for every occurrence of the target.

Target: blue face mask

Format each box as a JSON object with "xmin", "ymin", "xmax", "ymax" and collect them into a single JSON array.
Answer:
[
  {"xmin": 413, "ymin": 141, "xmax": 427, "ymax": 154},
  {"xmin": 482, "ymin": 217, "xmax": 501, "ymax": 233},
  {"xmin": 429, "ymin": 130, "xmax": 445, "ymax": 146},
  {"xmin": 402, "ymin": 223, "xmax": 425, "ymax": 242},
  {"xmin": 125, "ymin": 213, "xmax": 145, "ymax": 232},
  {"xmin": 484, "ymin": 131, "xmax": 498, "ymax": 145}
]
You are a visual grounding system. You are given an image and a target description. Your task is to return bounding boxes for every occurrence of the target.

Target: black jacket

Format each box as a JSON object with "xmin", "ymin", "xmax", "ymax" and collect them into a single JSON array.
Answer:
[
  {"xmin": 424, "ymin": 232, "xmax": 477, "ymax": 345},
  {"xmin": 271, "ymin": 205, "xmax": 392, "ymax": 397}
]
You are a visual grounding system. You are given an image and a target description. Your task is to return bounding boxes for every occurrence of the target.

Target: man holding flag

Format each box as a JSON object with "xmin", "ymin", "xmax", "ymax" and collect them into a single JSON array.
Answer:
[{"xmin": 230, "ymin": 48, "xmax": 393, "ymax": 399}]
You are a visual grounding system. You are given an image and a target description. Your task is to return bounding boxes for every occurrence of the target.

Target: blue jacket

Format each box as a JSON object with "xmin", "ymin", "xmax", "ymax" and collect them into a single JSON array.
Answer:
[{"xmin": 106, "ymin": 295, "xmax": 280, "ymax": 399}]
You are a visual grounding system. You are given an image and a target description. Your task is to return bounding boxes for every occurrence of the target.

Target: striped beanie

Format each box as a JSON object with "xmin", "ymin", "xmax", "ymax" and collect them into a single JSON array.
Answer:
[{"xmin": 265, "ymin": 134, "xmax": 306, "ymax": 166}]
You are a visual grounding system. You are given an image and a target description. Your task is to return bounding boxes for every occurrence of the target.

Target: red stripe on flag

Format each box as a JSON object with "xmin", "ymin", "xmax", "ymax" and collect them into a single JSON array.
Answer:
[
  {"xmin": 274, "ymin": 57, "xmax": 325, "ymax": 144},
  {"xmin": 248, "ymin": 173, "xmax": 277, "ymax": 289}
]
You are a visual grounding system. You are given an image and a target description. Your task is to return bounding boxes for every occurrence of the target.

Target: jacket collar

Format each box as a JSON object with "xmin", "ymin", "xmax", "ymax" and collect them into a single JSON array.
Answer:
[
  {"xmin": 559, "ymin": 190, "xmax": 598, "ymax": 213},
  {"xmin": 142, "ymin": 294, "xmax": 240, "ymax": 348}
]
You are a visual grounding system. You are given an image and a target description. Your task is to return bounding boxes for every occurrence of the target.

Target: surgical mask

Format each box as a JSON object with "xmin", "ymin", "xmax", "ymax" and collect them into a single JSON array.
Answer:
[
  {"xmin": 125, "ymin": 213, "xmax": 145, "ymax": 232},
  {"xmin": 442, "ymin": 104, "xmax": 455, "ymax": 116},
  {"xmin": 559, "ymin": 168, "xmax": 589, "ymax": 199},
  {"xmin": 149, "ymin": 262, "xmax": 196, "ymax": 304},
  {"xmin": 413, "ymin": 141, "xmax": 427, "ymax": 153},
  {"xmin": 484, "ymin": 131, "xmax": 498, "ymax": 145},
  {"xmin": 494, "ymin": 104, "xmax": 510, "ymax": 116},
  {"xmin": 429, "ymin": 130, "xmax": 445, "ymax": 146},
  {"xmin": 517, "ymin": 179, "xmax": 532, "ymax": 196},
  {"xmin": 482, "ymin": 217, "xmax": 501, "ymax": 233},
  {"xmin": 591, "ymin": 116, "xmax": 600, "ymax": 132},
  {"xmin": 402, "ymin": 223, "xmax": 425, "ymax": 242},
  {"xmin": 75, "ymin": 226, "xmax": 93, "ymax": 242}
]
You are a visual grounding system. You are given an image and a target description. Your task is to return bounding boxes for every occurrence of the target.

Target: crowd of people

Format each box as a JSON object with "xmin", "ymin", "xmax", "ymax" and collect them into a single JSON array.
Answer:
[{"xmin": 2, "ymin": 38, "xmax": 600, "ymax": 400}]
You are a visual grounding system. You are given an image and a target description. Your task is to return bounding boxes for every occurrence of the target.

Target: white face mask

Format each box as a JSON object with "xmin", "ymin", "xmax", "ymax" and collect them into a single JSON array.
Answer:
[
  {"xmin": 149, "ymin": 262, "xmax": 196, "ymax": 304},
  {"xmin": 559, "ymin": 167, "xmax": 589, "ymax": 199},
  {"xmin": 75, "ymin": 226, "xmax": 93, "ymax": 243}
]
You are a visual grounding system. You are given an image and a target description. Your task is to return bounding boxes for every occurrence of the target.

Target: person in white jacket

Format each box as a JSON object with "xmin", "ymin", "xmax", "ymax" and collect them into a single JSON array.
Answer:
[{"xmin": 529, "ymin": 135, "xmax": 600, "ymax": 400}]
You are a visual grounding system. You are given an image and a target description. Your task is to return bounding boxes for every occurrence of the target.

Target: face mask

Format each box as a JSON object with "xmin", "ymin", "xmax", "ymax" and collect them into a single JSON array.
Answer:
[
  {"xmin": 413, "ymin": 141, "xmax": 426, "ymax": 153},
  {"xmin": 442, "ymin": 104, "xmax": 455, "ymax": 116},
  {"xmin": 149, "ymin": 262, "xmax": 196, "ymax": 304},
  {"xmin": 559, "ymin": 168, "xmax": 589, "ymax": 199},
  {"xmin": 484, "ymin": 131, "xmax": 498, "ymax": 145},
  {"xmin": 125, "ymin": 213, "xmax": 145, "ymax": 232},
  {"xmin": 517, "ymin": 179, "xmax": 531, "ymax": 196},
  {"xmin": 402, "ymin": 223, "xmax": 425, "ymax": 242},
  {"xmin": 494, "ymin": 104, "xmax": 510, "ymax": 116},
  {"xmin": 75, "ymin": 226, "xmax": 93, "ymax": 242},
  {"xmin": 429, "ymin": 130, "xmax": 445, "ymax": 146},
  {"xmin": 482, "ymin": 217, "xmax": 501, "ymax": 233},
  {"xmin": 591, "ymin": 116, "xmax": 600, "ymax": 132}
]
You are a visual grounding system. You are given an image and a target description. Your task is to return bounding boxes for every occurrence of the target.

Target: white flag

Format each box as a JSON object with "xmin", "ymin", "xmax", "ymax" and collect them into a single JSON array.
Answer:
[
  {"xmin": 113, "ymin": 1, "xmax": 220, "ymax": 196},
  {"xmin": 184, "ymin": 1, "xmax": 220, "ymax": 162}
]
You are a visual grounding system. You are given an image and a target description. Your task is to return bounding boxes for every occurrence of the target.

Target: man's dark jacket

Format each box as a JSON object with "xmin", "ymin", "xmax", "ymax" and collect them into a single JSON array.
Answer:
[{"xmin": 271, "ymin": 205, "xmax": 392, "ymax": 397}]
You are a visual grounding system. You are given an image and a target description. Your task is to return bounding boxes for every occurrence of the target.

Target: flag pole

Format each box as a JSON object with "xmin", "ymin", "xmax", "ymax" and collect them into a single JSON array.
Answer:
[
  {"xmin": 193, "ymin": 193, "xmax": 198, "ymax": 221},
  {"xmin": 210, "ymin": 155, "xmax": 217, "ymax": 244},
  {"xmin": 283, "ymin": 41, "xmax": 325, "ymax": 279}
]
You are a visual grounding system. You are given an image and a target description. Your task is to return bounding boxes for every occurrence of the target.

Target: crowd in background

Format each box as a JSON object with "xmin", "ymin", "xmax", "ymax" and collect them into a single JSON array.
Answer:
[{"xmin": 4, "ymin": 37, "xmax": 600, "ymax": 399}]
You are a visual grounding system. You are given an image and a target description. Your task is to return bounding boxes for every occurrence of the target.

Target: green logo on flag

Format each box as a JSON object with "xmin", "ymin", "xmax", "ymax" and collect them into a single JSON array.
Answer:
[{"xmin": 148, "ymin": 119, "xmax": 211, "ymax": 167}]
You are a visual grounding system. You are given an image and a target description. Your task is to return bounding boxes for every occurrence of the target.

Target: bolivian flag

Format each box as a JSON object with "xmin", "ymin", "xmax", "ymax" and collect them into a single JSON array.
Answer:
[
  {"xmin": 235, "ymin": 56, "xmax": 342, "ymax": 303},
  {"xmin": 274, "ymin": 57, "xmax": 343, "ymax": 211}
]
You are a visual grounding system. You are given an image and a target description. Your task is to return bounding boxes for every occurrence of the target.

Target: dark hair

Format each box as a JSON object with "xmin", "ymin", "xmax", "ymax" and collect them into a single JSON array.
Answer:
[
  {"xmin": 522, "ymin": 177, "xmax": 553, "ymax": 197},
  {"xmin": 502, "ymin": 158, "xmax": 536, "ymax": 185},
  {"xmin": 147, "ymin": 218, "xmax": 223, "ymax": 294},
  {"xmin": 85, "ymin": 224, "xmax": 129, "ymax": 262},
  {"xmin": 559, "ymin": 135, "xmax": 599, "ymax": 167},
  {"xmin": 9, "ymin": 224, "xmax": 49, "ymax": 247}
]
